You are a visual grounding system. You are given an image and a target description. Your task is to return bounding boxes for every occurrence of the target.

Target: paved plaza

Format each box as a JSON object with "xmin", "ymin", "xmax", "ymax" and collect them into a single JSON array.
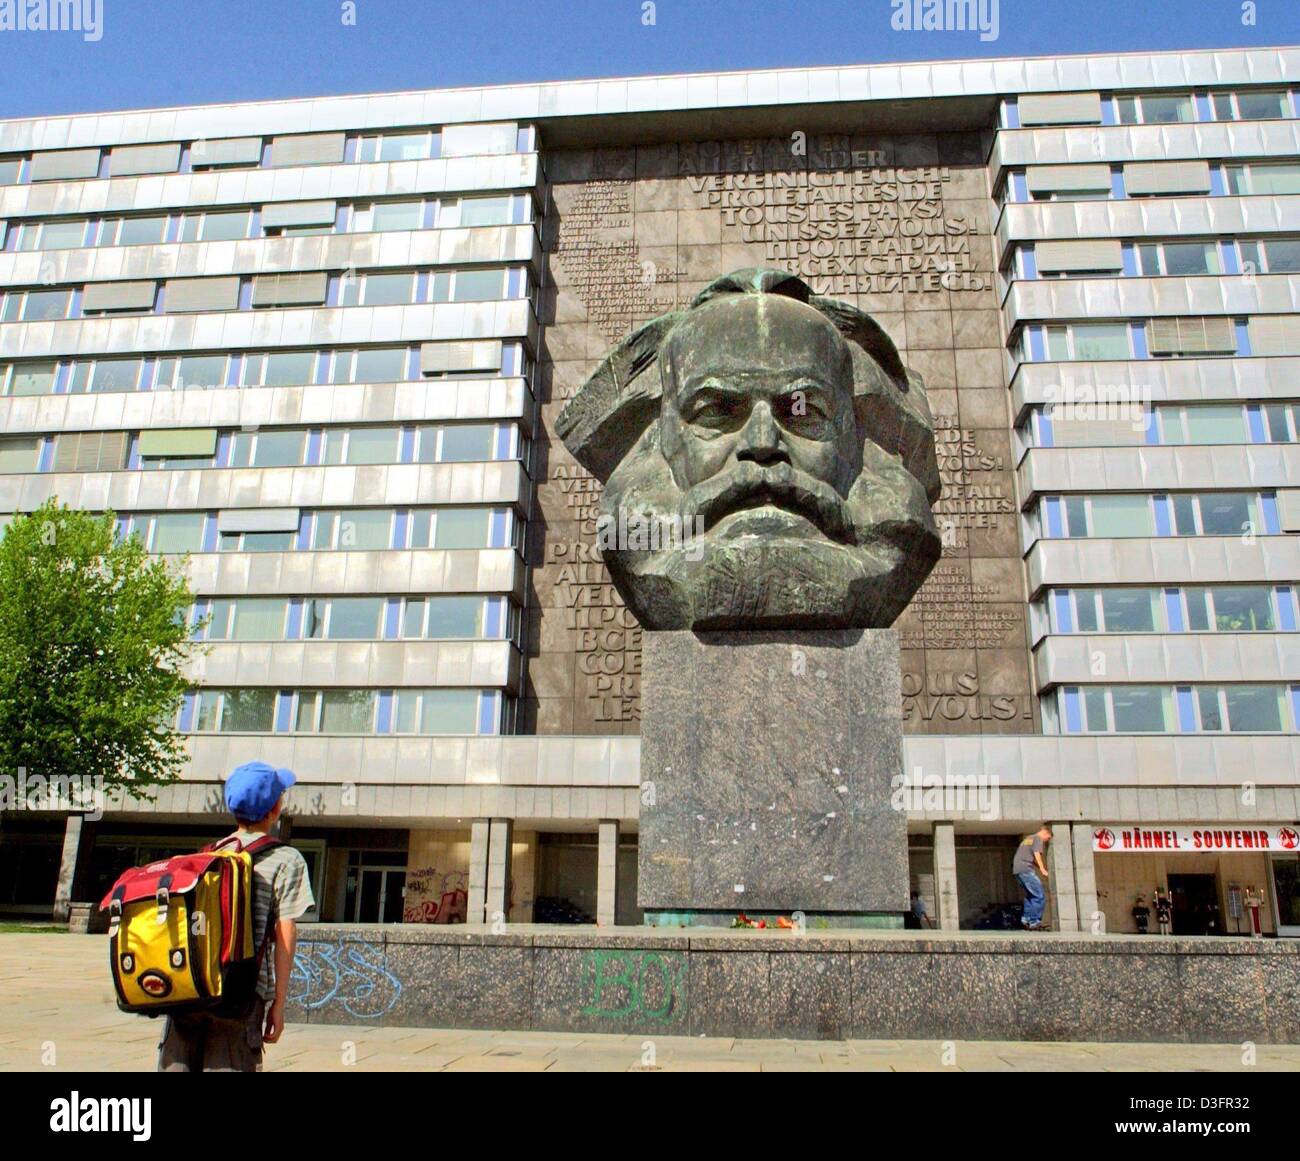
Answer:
[{"xmin": 1, "ymin": 934, "xmax": 1296, "ymax": 1072}]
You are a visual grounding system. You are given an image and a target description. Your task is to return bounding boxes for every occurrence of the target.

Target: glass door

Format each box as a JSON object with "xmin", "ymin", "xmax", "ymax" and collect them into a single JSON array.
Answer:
[{"xmin": 1270, "ymin": 857, "xmax": 1300, "ymax": 937}]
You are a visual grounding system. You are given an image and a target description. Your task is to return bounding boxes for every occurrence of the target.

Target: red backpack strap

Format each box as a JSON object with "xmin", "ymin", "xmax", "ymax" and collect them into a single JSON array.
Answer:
[{"xmin": 242, "ymin": 836, "xmax": 284, "ymax": 860}]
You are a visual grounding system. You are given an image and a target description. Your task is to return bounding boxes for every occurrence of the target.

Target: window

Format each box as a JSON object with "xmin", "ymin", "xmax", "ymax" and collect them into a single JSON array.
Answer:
[
  {"xmin": 1110, "ymin": 686, "xmax": 1172, "ymax": 731},
  {"xmin": 0, "ymin": 157, "xmax": 22, "ymax": 184},
  {"xmin": 430, "ymin": 268, "xmax": 510, "ymax": 303},
  {"xmin": 1213, "ymin": 89, "xmax": 1291, "ymax": 120},
  {"xmin": 322, "ymin": 426, "xmax": 401, "ymax": 466},
  {"xmin": 15, "ymin": 219, "xmax": 86, "ymax": 250},
  {"xmin": 229, "ymin": 429, "xmax": 306, "ymax": 469},
  {"xmin": 1089, "ymin": 495, "xmax": 1154, "ymax": 538},
  {"xmin": 1138, "ymin": 241, "xmax": 1219, "ymax": 277},
  {"xmin": 155, "ymin": 354, "xmax": 228, "ymax": 391},
  {"xmin": 353, "ymin": 200, "xmax": 425, "ymax": 232},
  {"xmin": 179, "ymin": 210, "xmax": 252, "ymax": 243},
  {"xmin": 1099, "ymin": 589, "xmax": 1157, "ymax": 632},
  {"xmin": 1117, "ymin": 93, "xmax": 1194, "ymax": 124},
  {"xmin": 1237, "ymin": 238, "xmax": 1300, "ymax": 275},
  {"xmin": 2, "ymin": 361, "xmax": 58, "ymax": 396},
  {"xmin": 1196, "ymin": 493, "xmax": 1254, "ymax": 536},
  {"xmin": 340, "ymin": 272, "xmax": 415, "ymax": 307},
  {"xmin": 1231, "ymin": 163, "xmax": 1300, "ymax": 196},
  {"xmin": 393, "ymin": 689, "xmax": 479, "ymax": 734},
  {"xmin": 1210, "ymin": 587, "xmax": 1275, "ymax": 631},
  {"xmin": 219, "ymin": 529, "xmax": 295, "ymax": 553},
  {"xmin": 312, "ymin": 509, "xmax": 392, "ymax": 551},
  {"xmin": 322, "ymin": 597, "xmax": 384, "ymax": 639},
  {"xmin": 403, "ymin": 595, "xmax": 488, "ymax": 639},
  {"xmin": 242, "ymin": 350, "xmax": 316, "ymax": 388},
  {"xmin": 69, "ymin": 358, "xmax": 144, "ymax": 394},
  {"xmin": 295, "ymin": 690, "xmax": 377, "ymax": 733},
  {"xmin": 331, "ymin": 347, "xmax": 409, "ymax": 384},
  {"xmin": 194, "ymin": 688, "xmax": 277, "ymax": 733},
  {"xmin": 3, "ymin": 288, "xmax": 74, "ymax": 322},
  {"xmin": 418, "ymin": 424, "xmax": 498, "ymax": 463},
  {"xmin": 455, "ymin": 195, "xmax": 527, "ymax": 227},
  {"xmin": 208, "ymin": 598, "xmax": 288, "ymax": 641},
  {"xmin": 144, "ymin": 513, "xmax": 207, "ymax": 554},
  {"xmin": 106, "ymin": 215, "xmax": 169, "ymax": 247},
  {"xmin": 356, "ymin": 131, "xmax": 438, "ymax": 163},
  {"xmin": 1157, "ymin": 405, "xmax": 1247, "ymax": 445},
  {"xmin": 1224, "ymin": 686, "xmax": 1284, "ymax": 732},
  {"xmin": 1044, "ymin": 323, "xmax": 1131, "ymax": 361},
  {"xmin": 0, "ymin": 436, "xmax": 41, "ymax": 474}
]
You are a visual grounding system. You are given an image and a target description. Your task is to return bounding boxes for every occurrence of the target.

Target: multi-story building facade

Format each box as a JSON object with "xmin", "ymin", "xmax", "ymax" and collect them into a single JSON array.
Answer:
[{"xmin": 2, "ymin": 47, "xmax": 1298, "ymax": 938}]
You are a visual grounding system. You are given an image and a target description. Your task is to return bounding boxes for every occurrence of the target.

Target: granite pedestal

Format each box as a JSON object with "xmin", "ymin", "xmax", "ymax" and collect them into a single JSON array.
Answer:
[{"xmin": 638, "ymin": 629, "xmax": 908, "ymax": 925}]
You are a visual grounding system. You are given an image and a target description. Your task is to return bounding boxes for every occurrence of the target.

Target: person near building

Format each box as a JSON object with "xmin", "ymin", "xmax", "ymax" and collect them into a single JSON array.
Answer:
[
  {"xmin": 1154, "ymin": 887, "xmax": 1173, "ymax": 935},
  {"xmin": 1012, "ymin": 824, "xmax": 1052, "ymax": 930},
  {"xmin": 158, "ymin": 762, "xmax": 316, "ymax": 1072},
  {"xmin": 910, "ymin": 890, "xmax": 935, "ymax": 929},
  {"xmin": 1131, "ymin": 893, "xmax": 1150, "ymax": 934}
]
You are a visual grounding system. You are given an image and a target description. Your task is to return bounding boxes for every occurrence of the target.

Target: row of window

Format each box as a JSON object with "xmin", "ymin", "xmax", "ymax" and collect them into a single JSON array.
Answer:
[
  {"xmin": 1026, "ymin": 402, "xmax": 1300, "ymax": 449},
  {"xmin": 195, "ymin": 594, "xmax": 518, "ymax": 643},
  {"xmin": 0, "ymin": 266, "xmax": 531, "ymax": 322},
  {"xmin": 111, "ymin": 507, "xmax": 519, "ymax": 555},
  {"xmin": 1012, "ymin": 238, "xmax": 1300, "ymax": 280},
  {"xmin": 3, "ymin": 194, "xmax": 534, "ymax": 253},
  {"xmin": 0, "ymin": 342, "xmax": 530, "ymax": 397},
  {"xmin": 1014, "ymin": 317, "xmax": 1299, "ymax": 362},
  {"xmin": 1047, "ymin": 684, "xmax": 1300, "ymax": 735},
  {"xmin": 180, "ymin": 686, "xmax": 509, "ymax": 736},
  {"xmin": 1044, "ymin": 585, "xmax": 1298, "ymax": 635},
  {"xmin": 0, "ymin": 123, "xmax": 536, "ymax": 186},
  {"xmin": 1001, "ymin": 161, "xmax": 1300, "ymax": 203},
  {"xmin": 0, "ymin": 422, "xmax": 524, "ymax": 476},
  {"xmin": 1005, "ymin": 88, "xmax": 1297, "ymax": 129},
  {"xmin": 1039, "ymin": 491, "xmax": 1280, "ymax": 540}
]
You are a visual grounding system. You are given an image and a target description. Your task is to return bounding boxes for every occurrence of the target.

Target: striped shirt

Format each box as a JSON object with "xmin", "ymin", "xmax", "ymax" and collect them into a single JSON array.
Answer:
[{"xmin": 230, "ymin": 830, "xmax": 315, "ymax": 1002}]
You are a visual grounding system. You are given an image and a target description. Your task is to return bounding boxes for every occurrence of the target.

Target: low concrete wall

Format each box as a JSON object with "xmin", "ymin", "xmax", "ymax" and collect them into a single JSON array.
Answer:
[{"xmin": 285, "ymin": 924, "xmax": 1300, "ymax": 1043}]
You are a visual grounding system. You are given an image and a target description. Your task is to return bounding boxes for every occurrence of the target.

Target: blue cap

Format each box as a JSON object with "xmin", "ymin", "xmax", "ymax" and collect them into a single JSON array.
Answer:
[{"xmin": 224, "ymin": 761, "xmax": 296, "ymax": 822}]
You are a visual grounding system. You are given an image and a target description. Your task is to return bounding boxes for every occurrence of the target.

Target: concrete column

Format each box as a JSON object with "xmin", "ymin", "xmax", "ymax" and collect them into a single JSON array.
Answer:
[
  {"xmin": 597, "ymin": 820, "xmax": 619, "ymax": 927},
  {"xmin": 486, "ymin": 817, "xmax": 513, "ymax": 924},
  {"xmin": 933, "ymin": 822, "xmax": 959, "ymax": 931},
  {"xmin": 1048, "ymin": 822, "xmax": 1078, "ymax": 932},
  {"xmin": 467, "ymin": 818, "xmax": 490, "ymax": 924},
  {"xmin": 1072, "ymin": 823, "xmax": 1100, "ymax": 933},
  {"xmin": 53, "ymin": 814, "xmax": 84, "ymax": 924}
]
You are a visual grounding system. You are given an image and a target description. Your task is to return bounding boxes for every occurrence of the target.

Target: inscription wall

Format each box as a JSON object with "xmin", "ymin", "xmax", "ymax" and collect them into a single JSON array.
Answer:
[{"xmin": 527, "ymin": 133, "xmax": 1035, "ymax": 735}]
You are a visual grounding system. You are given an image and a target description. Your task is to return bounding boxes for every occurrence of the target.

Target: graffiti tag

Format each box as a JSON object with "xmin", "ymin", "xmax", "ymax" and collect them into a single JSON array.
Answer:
[
  {"xmin": 289, "ymin": 939, "xmax": 402, "ymax": 1019},
  {"xmin": 581, "ymin": 950, "xmax": 687, "ymax": 1023}
]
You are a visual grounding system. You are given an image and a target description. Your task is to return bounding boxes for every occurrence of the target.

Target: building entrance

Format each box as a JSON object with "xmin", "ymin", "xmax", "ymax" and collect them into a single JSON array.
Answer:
[
  {"xmin": 1168, "ymin": 873, "xmax": 1221, "ymax": 935},
  {"xmin": 1271, "ymin": 857, "xmax": 1300, "ymax": 937}
]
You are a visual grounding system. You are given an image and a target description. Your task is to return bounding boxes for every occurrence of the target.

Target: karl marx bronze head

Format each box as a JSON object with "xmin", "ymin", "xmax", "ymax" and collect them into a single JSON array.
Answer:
[{"xmin": 556, "ymin": 268, "xmax": 942, "ymax": 629}]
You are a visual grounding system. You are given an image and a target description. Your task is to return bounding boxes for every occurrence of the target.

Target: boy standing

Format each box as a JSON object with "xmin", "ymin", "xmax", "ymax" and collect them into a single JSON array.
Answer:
[
  {"xmin": 158, "ymin": 761, "xmax": 315, "ymax": 1071},
  {"xmin": 1012, "ymin": 824, "xmax": 1052, "ymax": 931}
]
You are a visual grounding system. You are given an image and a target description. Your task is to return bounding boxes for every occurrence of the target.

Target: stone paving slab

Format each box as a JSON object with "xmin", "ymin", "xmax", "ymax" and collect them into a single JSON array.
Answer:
[{"xmin": 1, "ymin": 933, "xmax": 1296, "ymax": 1072}]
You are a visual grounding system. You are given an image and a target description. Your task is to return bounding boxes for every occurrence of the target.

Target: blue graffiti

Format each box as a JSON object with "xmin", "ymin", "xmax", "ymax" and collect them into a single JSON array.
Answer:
[{"xmin": 289, "ymin": 939, "xmax": 402, "ymax": 1019}]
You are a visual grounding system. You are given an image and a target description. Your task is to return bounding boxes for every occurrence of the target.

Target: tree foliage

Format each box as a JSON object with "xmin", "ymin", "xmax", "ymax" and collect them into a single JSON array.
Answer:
[{"xmin": 0, "ymin": 500, "xmax": 199, "ymax": 796}]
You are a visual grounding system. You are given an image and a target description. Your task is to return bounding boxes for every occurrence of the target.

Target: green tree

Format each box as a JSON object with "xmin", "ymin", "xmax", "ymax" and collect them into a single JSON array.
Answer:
[{"xmin": 0, "ymin": 500, "xmax": 200, "ymax": 798}]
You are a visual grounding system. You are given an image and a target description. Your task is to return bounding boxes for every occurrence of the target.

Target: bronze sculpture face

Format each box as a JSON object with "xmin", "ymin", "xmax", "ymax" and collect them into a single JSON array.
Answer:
[{"xmin": 556, "ymin": 268, "xmax": 943, "ymax": 629}]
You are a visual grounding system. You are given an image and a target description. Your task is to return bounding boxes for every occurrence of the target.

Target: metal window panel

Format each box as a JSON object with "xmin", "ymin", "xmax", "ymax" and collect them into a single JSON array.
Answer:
[
  {"xmin": 420, "ymin": 340, "xmax": 503, "ymax": 374},
  {"xmin": 252, "ymin": 271, "xmax": 329, "ymax": 307},
  {"xmin": 1019, "ymin": 92, "xmax": 1103, "ymax": 125},
  {"xmin": 81, "ymin": 280, "xmax": 157, "ymax": 312},
  {"xmin": 260, "ymin": 199, "xmax": 338, "ymax": 228},
  {"xmin": 138, "ymin": 428, "xmax": 218, "ymax": 457},
  {"xmin": 109, "ymin": 143, "xmax": 181, "ymax": 176},
  {"xmin": 1147, "ymin": 316, "xmax": 1237, "ymax": 354},
  {"xmin": 1247, "ymin": 315, "xmax": 1300, "ymax": 357},
  {"xmin": 217, "ymin": 508, "xmax": 300, "ymax": 533},
  {"xmin": 52, "ymin": 430, "xmax": 129, "ymax": 473},
  {"xmin": 1277, "ymin": 489, "xmax": 1300, "ymax": 533},
  {"xmin": 269, "ymin": 133, "xmax": 346, "ymax": 167},
  {"xmin": 1123, "ymin": 160, "xmax": 1212, "ymax": 195},
  {"xmin": 163, "ymin": 276, "xmax": 241, "ymax": 313},
  {"xmin": 1035, "ymin": 239, "xmax": 1124, "ymax": 272},
  {"xmin": 1024, "ymin": 164, "xmax": 1112, "ymax": 192},
  {"xmin": 29, "ymin": 149, "xmax": 101, "ymax": 181},
  {"xmin": 190, "ymin": 137, "xmax": 263, "ymax": 167}
]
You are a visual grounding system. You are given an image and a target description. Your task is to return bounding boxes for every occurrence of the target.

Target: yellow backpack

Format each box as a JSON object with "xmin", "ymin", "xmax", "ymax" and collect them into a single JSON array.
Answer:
[{"xmin": 99, "ymin": 835, "xmax": 281, "ymax": 1015}]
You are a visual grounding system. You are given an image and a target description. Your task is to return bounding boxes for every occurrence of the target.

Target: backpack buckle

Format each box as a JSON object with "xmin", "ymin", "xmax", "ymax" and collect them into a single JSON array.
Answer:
[
  {"xmin": 107, "ymin": 897, "xmax": 122, "ymax": 937},
  {"xmin": 155, "ymin": 887, "xmax": 171, "ymax": 924}
]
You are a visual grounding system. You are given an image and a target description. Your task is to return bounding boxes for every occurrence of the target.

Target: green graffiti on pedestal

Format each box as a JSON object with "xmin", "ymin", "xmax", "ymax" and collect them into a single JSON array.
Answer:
[{"xmin": 581, "ymin": 949, "xmax": 687, "ymax": 1023}]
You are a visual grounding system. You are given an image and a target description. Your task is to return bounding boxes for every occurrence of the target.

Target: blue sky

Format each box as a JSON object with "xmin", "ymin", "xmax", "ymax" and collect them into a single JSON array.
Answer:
[{"xmin": 1, "ymin": 0, "xmax": 1297, "ymax": 119}]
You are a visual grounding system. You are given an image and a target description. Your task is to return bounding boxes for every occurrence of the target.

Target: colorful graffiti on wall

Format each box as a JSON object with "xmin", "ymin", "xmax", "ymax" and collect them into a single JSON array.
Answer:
[
  {"xmin": 402, "ymin": 866, "xmax": 468, "ymax": 924},
  {"xmin": 289, "ymin": 939, "xmax": 402, "ymax": 1019}
]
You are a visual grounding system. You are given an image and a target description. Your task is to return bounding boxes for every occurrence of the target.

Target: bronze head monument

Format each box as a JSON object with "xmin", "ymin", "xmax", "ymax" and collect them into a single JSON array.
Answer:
[
  {"xmin": 557, "ymin": 267, "xmax": 942, "ymax": 630},
  {"xmin": 557, "ymin": 268, "xmax": 943, "ymax": 923}
]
